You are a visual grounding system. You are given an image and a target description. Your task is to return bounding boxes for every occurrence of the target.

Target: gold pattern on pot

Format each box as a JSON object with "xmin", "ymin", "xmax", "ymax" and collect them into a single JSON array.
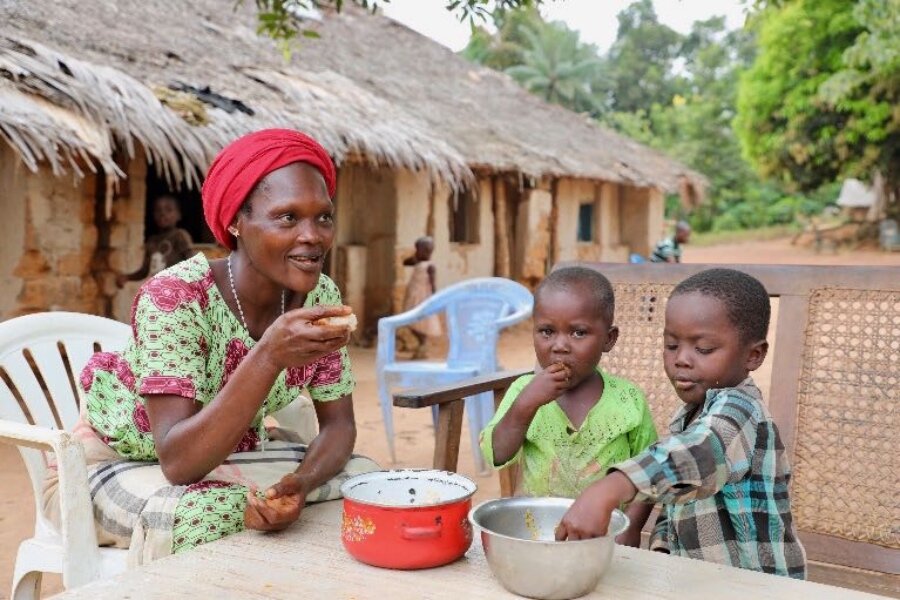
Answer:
[{"xmin": 342, "ymin": 512, "xmax": 376, "ymax": 542}]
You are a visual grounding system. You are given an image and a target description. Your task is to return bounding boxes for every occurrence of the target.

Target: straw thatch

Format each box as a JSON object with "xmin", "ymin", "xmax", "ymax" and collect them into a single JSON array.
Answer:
[{"xmin": 0, "ymin": 0, "xmax": 706, "ymax": 197}]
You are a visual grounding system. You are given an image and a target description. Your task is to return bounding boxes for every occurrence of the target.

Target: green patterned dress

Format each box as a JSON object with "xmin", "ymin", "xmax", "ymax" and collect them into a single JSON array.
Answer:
[{"xmin": 56, "ymin": 254, "xmax": 374, "ymax": 564}]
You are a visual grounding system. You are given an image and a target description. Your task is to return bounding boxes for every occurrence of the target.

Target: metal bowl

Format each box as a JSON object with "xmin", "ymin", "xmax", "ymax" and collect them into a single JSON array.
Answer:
[{"xmin": 468, "ymin": 497, "xmax": 629, "ymax": 600}]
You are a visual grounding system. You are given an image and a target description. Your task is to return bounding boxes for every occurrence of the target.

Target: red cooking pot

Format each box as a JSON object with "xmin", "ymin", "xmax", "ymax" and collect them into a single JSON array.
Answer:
[{"xmin": 340, "ymin": 469, "xmax": 477, "ymax": 569}]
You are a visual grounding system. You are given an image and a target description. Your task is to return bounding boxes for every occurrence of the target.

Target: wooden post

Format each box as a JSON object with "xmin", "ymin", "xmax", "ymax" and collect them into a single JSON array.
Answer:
[
  {"xmin": 492, "ymin": 176, "xmax": 511, "ymax": 278},
  {"xmin": 494, "ymin": 384, "xmax": 519, "ymax": 497},
  {"xmin": 432, "ymin": 399, "xmax": 464, "ymax": 472}
]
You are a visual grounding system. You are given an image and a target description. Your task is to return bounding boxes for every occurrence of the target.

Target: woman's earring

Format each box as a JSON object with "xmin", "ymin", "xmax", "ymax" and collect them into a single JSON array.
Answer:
[{"xmin": 228, "ymin": 227, "xmax": 240, "ymax": 237}]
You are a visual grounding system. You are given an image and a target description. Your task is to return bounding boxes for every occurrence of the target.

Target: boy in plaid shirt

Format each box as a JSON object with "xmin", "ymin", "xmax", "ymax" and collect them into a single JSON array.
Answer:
[{"xmin": 555, "ymin": 269, "xmax": 807, "ymax": 579}]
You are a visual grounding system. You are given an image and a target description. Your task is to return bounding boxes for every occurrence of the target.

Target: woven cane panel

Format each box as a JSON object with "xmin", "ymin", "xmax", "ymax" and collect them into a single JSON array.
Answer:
[
  {"xmin": 603, "ymin": 283, "xmax": 680, "ymax": 435},
  {"xmin": 791, "ymin": 288, "xmax": 900, "ymax": 549}
]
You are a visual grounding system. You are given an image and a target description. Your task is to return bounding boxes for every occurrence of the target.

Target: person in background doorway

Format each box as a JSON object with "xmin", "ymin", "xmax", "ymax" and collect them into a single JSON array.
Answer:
[
  {"xmin": 402, "ymin": 236, "xmax": 441, "ymax": 359},
  {"xmin": 650, "ymin": 220, "xmax": 691, "ymax": 263},
  {"xmin": 116, "ymin": 194, "xmax": 194, "ymax": 287}
]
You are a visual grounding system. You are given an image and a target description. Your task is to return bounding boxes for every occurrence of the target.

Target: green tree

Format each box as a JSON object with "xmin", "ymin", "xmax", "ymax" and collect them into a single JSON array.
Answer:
[
  {"xmin": 736, "ymin": 0, "xmax": 899, "ymax": 197},
  {"xmin": 504, "ymin": 23, "xmax": 604, "ymax": 114},
  {"xmin": 461, "ymin": 6, "xmax": 545, "ymax": 71},
  {"xmin": 462, "ymin": 6, "xmax": 608, "ymax": 116},
  {"xmin": 604, "ymin": 0, "xmax": 687, "ymax": 113},
  {"xmin": 248, "ymin": 0, "xmax": 550, "ymax": 47},
  {"xmin": 604, "ymin": 17, "xmax": 760, "ymax": 230}
]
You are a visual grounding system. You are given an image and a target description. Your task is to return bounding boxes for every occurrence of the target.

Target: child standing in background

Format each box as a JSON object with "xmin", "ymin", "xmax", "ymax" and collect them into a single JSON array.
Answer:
[
  {"xmin": 403, "ymin": 236, "xmax": 441, "ymax": 359},
  {"xmin": 116, "ymin": 195, "xmax": 194, "ymax": 287}
]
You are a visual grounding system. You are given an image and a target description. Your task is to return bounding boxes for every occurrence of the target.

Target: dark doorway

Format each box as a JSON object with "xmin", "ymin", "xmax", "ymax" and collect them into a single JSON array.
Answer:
[{"xmin": 145, "ymin": 168, "xmax": 212, "ymax": 244}]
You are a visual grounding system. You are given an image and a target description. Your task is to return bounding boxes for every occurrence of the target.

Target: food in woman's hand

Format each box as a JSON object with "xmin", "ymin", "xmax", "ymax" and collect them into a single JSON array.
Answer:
[{"xmin": 315, "ymin": 313, "xmax": 358, "ymax": 332}]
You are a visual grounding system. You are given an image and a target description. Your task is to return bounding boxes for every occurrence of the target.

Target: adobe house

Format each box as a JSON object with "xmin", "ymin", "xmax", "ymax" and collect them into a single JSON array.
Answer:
[{"xmin": 0, "ymin": 1, "xmax": 705, "ymax": 334}]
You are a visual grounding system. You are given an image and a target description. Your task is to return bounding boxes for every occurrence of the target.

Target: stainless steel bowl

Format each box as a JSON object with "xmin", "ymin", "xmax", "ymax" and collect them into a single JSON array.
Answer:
[{"xmin": 468, "ymin": 497, "xmax": 629, "ymax": 600}]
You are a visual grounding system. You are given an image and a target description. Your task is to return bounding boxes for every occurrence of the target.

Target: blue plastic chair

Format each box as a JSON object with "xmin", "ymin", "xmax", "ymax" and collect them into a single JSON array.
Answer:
[
  {"xmin": 629, "ymin": 252, "xmax": 647, "ymax": 264},
  {"xmin": 376, "ymin": 277, "xmax": 533, "ymax": 471}
]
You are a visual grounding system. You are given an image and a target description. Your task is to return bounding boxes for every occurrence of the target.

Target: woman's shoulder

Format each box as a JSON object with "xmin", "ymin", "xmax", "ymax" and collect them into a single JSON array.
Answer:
[
  {"xmin": 135, "ymin": 254, "xmax": 216, "ymax": 314},
  {"xmin": 152, "ymin": 252, "xmax": 210, "ymax": 282}
]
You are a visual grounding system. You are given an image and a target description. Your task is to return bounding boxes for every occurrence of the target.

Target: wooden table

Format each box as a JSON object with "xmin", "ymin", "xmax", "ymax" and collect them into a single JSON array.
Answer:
[{"xmin": 52, "ymin": 500, "xmax": 888, "ymax": 599}]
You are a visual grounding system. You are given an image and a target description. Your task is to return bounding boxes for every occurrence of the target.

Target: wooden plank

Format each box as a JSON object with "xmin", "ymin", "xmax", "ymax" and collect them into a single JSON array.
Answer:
[
  {"xmin": 808, "ymin": 562, "xmax": 900, "ymax": 600},
  {"xmin": 393, "ymin": 370, "xmax": 529, "ymax": 408},
  {"xmin": 432, "ymin": 399, "xmax": 464, "ymax": 472},
  {"xmin": 52, "ymin": 501, "xmax": 892, "ymax": 600},
  {"xmin": 800, "ymin": 532, "xmax": 900, "ymax": 576},
  {"xmin": 559, "ymin": 262, "xmax": 900, "ymax": 296},
  {"xmin": 767, "ymin": 294, "xmax": 808, "ymax": 457}
]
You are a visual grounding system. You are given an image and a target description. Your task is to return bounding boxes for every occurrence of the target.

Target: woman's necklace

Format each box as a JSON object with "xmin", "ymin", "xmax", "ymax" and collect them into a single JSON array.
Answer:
[
  {"xmin": 227, "ymin": 253, "xmax": 285, "ymax": 331},
  {"xmin": 226, "ymin": 254, "xmax": 286, "ymax": 452}
]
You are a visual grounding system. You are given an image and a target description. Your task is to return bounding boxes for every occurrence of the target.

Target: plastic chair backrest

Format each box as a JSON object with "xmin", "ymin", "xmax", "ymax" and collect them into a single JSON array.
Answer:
[
  {"xmin": 0, "ymin": 312, "xmax": 130, "ymax": 534},
  {"xmin": 439, "ymin": 278, "xmax": 533, "ymax": 369}
]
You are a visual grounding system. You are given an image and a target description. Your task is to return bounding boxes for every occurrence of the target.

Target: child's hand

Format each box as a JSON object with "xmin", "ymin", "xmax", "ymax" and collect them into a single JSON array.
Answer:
[
  {"xmin": 523, "ymin": 362, "xmax": 571, "ymax": 407},
  {"xmin": 555, "ymin": 489, "xmax": 614, "ymax": 541},
  {"xmin": 615, "ymin": 526, "xmax": 643, "ymax": 548},
  {"xmin": 554, "ymin": 472, "xmax": 638, "ymax": 541}
]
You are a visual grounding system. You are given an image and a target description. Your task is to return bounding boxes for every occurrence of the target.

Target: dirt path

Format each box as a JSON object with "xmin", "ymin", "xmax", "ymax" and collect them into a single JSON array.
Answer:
[{"xmin": 1, "ymin": 236, "xmax": 897, "ymax": 598}]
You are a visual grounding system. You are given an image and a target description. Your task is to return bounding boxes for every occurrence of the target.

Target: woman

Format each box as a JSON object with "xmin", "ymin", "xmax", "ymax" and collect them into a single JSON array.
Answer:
[{"xmin": 44, "ymin": 129, "xmax": 377, "ymax": 565}]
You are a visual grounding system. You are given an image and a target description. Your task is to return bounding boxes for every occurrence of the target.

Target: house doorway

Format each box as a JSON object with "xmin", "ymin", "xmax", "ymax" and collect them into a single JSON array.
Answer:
[{"xmin": 144, "ymin": 169, "xmax": 211, "ymax": 247}]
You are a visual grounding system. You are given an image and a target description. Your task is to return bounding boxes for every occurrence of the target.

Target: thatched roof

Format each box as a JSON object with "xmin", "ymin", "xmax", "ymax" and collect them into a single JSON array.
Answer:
[{"xmin": 0, "ymin": 0, "xmax": 706, "ymax": 198}]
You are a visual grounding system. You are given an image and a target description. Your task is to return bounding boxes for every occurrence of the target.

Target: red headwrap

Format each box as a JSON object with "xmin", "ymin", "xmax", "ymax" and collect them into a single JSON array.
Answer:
[{"xmin": 201, "ymin": 128, "xmax": 337, "ymax": 250}]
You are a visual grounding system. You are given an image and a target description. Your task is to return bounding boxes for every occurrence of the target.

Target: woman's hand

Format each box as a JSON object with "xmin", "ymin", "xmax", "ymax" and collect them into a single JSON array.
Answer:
[
  {"xmin": 258, "ymin": 305, "xmax": 353, "ymax": 370},
  {"xmin": 265, "ymin": 472, "xmax": 307, "ymax": 500},
  {"xmin": 244, "ymin": 479, "xmax": 305, "ymax": 532}
]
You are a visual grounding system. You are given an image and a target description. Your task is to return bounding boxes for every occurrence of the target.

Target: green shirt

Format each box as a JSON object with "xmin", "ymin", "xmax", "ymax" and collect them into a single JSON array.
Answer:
[{"xmin": 480, "ymin": 369, "xmax": 658, "ymax": 498}]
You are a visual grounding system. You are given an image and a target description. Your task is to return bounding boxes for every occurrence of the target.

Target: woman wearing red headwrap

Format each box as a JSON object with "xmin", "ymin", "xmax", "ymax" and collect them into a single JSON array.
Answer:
[{"xmin": 43, "ymin": 129, "xmax": 377, "ymax": 563}]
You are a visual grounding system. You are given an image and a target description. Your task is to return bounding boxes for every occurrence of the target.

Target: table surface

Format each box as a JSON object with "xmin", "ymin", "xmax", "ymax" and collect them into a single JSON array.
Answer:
[{"xmin": 52, "ymin": 500, "xmax": 888, "ymax": 599}]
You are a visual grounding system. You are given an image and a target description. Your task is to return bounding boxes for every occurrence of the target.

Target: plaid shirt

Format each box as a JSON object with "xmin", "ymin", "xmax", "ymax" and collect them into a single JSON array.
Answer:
[
  {"xmin": 614, "ymin": 378, "xmax": 807, "ymax": 579},
  {"xmin": 650, "ymin": 237, "xmax": 681, "ymax": 262}
]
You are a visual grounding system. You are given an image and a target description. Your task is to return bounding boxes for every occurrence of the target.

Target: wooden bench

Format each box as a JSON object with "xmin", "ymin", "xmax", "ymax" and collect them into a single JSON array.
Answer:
[{"xmin": 394, "ymin": 262, "xmax": 900, "ymax": 597}]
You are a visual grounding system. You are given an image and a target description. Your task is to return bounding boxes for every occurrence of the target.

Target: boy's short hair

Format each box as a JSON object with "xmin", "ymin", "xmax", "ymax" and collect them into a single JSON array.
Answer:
[
  {"xmin": 672, "ymin": 268, "xmax": 770, "ymax": 344},
  {"xmin": 536, "ymin": 266, "xmax": 615, "ymax": 323}
]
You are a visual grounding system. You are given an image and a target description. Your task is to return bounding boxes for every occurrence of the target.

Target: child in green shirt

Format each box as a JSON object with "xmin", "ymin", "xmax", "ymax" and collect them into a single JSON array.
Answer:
[{"xmin": 480, "ymin": 266, "xmax": 657, "ymax": 546}]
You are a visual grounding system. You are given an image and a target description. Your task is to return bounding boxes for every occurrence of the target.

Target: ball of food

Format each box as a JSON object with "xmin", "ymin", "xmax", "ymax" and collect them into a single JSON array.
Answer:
[{"xmin": 315, "ymin": 313, "xmax": 358, "ymax": 332}]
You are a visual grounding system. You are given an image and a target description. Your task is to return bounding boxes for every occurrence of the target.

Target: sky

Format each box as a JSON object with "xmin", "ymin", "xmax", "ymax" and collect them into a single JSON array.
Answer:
[{"xmin": 381, "ymin": 0, "xmax": 750, "ymax": 53}]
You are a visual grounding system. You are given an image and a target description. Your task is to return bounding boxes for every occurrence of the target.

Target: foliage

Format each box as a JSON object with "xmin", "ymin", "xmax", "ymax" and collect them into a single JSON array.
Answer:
[
  {"xmin": 504, "ymin": 24, "xmax": 603, "ymax": 114},
  {"xmin": 462, "ymin": 7, "xmax": 606, "ymax": 115},
  {"xmin": 601, "ymin": 0, "xmax": 687, "ymax": 113},
  {"xmin": 601, "ymin": 14, "xmax": 770, "ymax": 232},
  {"xmin": 245, "ymin": 0, "xmax": 549, "ymax": 54},
  {"xmin": 460, "ymin": 1, "xmax": 891, "ymax": 232},
  {"xmin": 735, "ymin": 0, "xmax": 899, "ymax": 196}
]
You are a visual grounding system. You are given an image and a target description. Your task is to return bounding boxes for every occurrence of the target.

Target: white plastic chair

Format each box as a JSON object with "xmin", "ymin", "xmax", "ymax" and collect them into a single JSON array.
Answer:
[{"xmin": 0, "ymin": 312, "xmax": 131, "ymax": 599}]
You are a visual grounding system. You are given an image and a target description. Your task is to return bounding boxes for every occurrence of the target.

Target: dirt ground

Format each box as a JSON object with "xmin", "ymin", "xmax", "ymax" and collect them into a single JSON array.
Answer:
[{"xmin": 1, "ymin": 237, "xmax": 898, "ymax": 598}]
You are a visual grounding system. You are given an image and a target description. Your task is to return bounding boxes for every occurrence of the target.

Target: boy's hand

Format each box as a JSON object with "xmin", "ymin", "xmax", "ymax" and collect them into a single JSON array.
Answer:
[
  {"xmin": 615, "ymin": 526, "xmax": 643, "ymax": 548},
  {"xmin": 522, "ymin": 362, "xmax": 571, "ymax": 407},
  {"xmin": 555, "ymin": 471, "xmax": 638, "ymax": 541}
]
